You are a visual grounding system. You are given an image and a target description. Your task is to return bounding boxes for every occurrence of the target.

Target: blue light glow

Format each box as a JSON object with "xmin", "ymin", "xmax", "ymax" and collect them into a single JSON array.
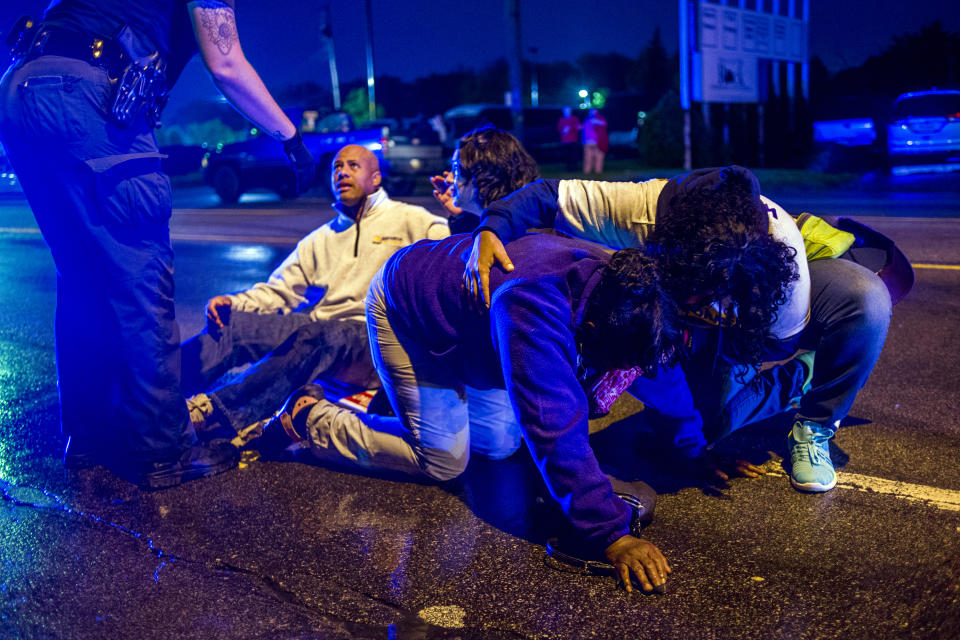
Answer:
[{"xmin": 224, "ymin": 245, "xmax": 274, "ymax": 263}]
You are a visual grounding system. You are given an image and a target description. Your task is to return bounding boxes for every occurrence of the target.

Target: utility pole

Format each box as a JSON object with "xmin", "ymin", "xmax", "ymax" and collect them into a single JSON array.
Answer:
[
  {"xmin": 363, "ymin": 0, "xmax": 376, "ymax": 121},
  {"xmin": 678, "ymin": 0, "xmax": 692, "ymax": 170},
  {"xmin": 504, "ymin": 0, "xmax": 524, "ymax": 140},
  {"xmin": 529, "ymin": 46, "xmax": 539, "ymax": 106},
  {"xmin": 320, "ymin": 4, "xmax": 341, "ymax": 111}
]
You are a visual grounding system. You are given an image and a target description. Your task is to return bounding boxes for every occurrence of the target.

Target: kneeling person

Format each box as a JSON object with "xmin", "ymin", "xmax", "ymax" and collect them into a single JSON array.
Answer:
[{"xmin": 270, "ymin": 233, "xmax": 679, "ymax": 592}]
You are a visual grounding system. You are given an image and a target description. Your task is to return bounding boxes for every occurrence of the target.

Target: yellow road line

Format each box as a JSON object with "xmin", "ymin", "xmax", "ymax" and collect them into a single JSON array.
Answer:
[{"xmin": 912, "ymin": 263, "xmax": 960, "ymax": 270}]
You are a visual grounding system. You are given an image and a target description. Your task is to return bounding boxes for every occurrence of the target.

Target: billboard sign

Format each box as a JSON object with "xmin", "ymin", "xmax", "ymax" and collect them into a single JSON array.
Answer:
[{"xmin": 693, "ymin": 1, "xmax": 807, "ymax": 104}]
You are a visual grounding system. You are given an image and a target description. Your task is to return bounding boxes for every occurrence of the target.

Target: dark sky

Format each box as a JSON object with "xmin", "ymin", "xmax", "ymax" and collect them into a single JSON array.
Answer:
[{"xmin": 2, "ymin": 0, "xmax": 957, "ymax": 113}]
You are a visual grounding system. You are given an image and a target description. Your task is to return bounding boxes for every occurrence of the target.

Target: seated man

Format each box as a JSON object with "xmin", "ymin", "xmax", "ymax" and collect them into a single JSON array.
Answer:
[
  {"xmin": 263, "ymin": 233, "xmax": 679, "ymax": 593},
  {"xmin": 465, "ymin": 167, "xmax": 893, "ymax": 493},
  {"xmin": 429, "ymin": 124, "xmax": 540, "ymax": 234},
  {"xmin": 181, "ymin": 144, "xmax": 448, "ymax": 435}
]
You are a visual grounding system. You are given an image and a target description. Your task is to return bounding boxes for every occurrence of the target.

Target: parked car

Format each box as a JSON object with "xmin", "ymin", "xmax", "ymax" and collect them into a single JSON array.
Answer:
[
  {"xmin": 887, "ymin": 89, "xmax": 960, "ymax": 165},
  {"xmin": 202, "ymin": 111, "xmax": 446, "ymax": 203},
  {"xmin": 813, "ymin": 118, "xmax": 877, "ymax": 147}
]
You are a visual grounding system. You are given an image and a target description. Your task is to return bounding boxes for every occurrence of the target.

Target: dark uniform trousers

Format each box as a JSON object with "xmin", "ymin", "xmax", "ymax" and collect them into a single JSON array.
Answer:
[{"xmin": 0, "ymin": 55, "xmax": 191, "ymax": 462}]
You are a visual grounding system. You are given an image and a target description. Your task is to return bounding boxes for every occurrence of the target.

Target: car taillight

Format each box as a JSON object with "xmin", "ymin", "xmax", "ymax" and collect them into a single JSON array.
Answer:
[{"xmin": 947, "ymin": 112, "xmax": 960, "ymax": 121}]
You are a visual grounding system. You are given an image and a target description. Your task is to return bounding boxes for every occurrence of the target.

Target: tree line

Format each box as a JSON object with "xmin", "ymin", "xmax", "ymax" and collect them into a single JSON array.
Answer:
[{"xmin": 161, "ymin": 22, "xmax": 959, "ymax": 170}]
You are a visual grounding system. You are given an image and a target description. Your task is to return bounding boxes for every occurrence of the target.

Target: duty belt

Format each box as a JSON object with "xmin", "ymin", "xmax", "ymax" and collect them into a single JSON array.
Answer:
[
  {"xmin": 15, "ymin": 25, "xmax": 169, "ymax": 129},
  {"xmin": 20, "ymin": 26, "xmax": 128, "ymax": 79}
]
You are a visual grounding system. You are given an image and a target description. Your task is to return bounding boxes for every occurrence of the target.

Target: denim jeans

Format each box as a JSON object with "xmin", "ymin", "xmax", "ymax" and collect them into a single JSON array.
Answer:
[
  {"xmin": 181, "ymin": 311, "xmax": 374, "ymax": 430},
  {"xmin": 787, "ymin": 256, "xmax": 892, "ymax": 426},
  {"xmin": 630, "ymin": 254, "xmax": 892, "ymax": 453},
  {"xmin": 0, "ymin": 56, "xmax": 191, "ymax": 462},
  {"xmin": 300, "ymin": 268, "xmax": 522, "ymax": 479}
]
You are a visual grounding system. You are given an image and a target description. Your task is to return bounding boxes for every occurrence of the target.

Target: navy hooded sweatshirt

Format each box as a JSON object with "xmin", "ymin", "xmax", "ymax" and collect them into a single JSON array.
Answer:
[{"xmin": 380, "ymin": 232, "xmax": 632, "ymax": 550}]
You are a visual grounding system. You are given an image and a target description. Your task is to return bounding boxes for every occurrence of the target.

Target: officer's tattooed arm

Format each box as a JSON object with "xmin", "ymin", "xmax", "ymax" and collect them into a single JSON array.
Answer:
[
  {"xmin": 188, "ymin": 0, "xmax": 297, "ymax": 140},
  {"xmin": 193, "ymin": 0, "xmax": 237, "ymax": 56}
]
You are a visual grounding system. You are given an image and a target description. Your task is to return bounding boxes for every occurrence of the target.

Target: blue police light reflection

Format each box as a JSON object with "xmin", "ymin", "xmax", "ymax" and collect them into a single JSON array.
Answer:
[{"xmin": 223, "ymin": 245, "xmax": 273, "ymax": 263}]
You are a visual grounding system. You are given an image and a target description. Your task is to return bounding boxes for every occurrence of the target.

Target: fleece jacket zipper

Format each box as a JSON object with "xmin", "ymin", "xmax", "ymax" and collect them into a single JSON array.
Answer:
[{"xmin": 353, "ymin": 211, "xmax": 361, "ymax": 257}]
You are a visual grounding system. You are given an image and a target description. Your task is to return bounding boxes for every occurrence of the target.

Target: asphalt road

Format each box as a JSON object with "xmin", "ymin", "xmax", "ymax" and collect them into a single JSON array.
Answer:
[{"xmin": 0, "ymin": 179, "xmax": 959, "ymax": 639}]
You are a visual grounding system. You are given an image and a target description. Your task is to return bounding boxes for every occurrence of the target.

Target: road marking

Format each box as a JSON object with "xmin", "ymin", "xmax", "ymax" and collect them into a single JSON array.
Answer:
[
  {"xmin": 419, "ymin": 605, "xmax": 466, "ymax": 629},
  {"xmin": 0, "ymin": 227, "xmax": 298, "ymax": 244},
  {"xmin": 171, "ymin": 232, "xmax": 297, "ymax": 244},
  {"xmin": 912, "ymin": 263, "xmax": 960, "ymax": 271},
  {"xmin": 766, "ymin": 465, "xmax": 960, "ymax": 512},
  {"xmin": 0, "ymin": 227, "xmax": 40, "ymax": 234},
  {"xmin": 4, "ymin": 229, "xmax": 960, "ymax": 264}
]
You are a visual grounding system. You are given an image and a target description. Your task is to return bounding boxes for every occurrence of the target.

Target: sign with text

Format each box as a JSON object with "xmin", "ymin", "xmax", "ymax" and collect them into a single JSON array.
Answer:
[{"xmin": 694, "ymin": 1, "xmax": 807, "ymax": 103}]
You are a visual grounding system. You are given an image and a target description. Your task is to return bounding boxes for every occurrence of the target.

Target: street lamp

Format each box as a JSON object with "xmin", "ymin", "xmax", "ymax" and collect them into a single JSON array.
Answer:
[
  {"xmin": 363, "ymin": 0, "xmax": 376, "ymax": 121},
  {"xmin": 578, "ymin": 88, "xmax": 589, "ymax": 110}
]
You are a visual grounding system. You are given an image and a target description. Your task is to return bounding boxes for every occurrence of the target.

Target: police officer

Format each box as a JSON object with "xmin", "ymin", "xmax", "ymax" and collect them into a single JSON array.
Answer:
[{"xmin": 0, "ymin": 1, "xmax": 314, "ymax": 488}]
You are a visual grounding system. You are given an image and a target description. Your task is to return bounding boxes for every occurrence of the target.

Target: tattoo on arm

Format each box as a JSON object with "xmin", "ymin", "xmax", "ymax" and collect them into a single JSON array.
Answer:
[{"xmin": 194, "ymin": 2, "xmax": 238, "ymax": 56}]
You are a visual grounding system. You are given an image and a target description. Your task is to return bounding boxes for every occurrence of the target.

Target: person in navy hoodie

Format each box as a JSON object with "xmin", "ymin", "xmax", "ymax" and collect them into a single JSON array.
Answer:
[{"xmin": 264, "ymin": 232, "xmax": 679, "ymax": 593}]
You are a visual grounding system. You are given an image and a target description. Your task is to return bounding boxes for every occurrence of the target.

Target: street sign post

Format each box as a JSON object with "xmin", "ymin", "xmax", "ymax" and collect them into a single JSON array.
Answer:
[{"xmin": 680, "ymin": 0, "xmax": 809, "ymax": 168}]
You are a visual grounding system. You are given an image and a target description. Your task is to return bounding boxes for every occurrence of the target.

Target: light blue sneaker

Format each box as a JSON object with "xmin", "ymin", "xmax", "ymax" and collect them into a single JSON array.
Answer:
[
  {"xmin": 789, "ymin": 351, "xmax": 816, "ymax": 409},
  {"xmin": 788, "ymin": 419, "xmax": 837, "ymax": 492}
]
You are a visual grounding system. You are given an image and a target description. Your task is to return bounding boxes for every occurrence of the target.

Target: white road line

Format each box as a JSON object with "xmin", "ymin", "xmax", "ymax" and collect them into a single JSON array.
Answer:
[
  {"xmin": 0, "ymin": 227, "xmax": 40, "ymax": 234},
  {"xmin": 5, "ymin": 225, "xmax": 960, "ymax": 263},
  {"xmin": 0, "ymin": 227, "xmax": 298, "ymax": 244},
  {"xmin": 171, "ymin": 232, "xmax": 297, "ymax": 244},
  {"xmin": 766, "ymin": 465, "xmax": 960, "ymax": 512}
]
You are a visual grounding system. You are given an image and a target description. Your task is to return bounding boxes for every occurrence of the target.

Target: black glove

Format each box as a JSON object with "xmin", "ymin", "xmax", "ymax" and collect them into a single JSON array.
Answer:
[{"xmin": 282, "ymin": 131, "xmax": 315, "ymax": 195}]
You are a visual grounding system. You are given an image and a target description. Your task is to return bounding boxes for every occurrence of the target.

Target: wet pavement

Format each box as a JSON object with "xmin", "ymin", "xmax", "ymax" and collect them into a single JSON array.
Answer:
[{"xmin": 1, "ymin": 187, "xmax": 959, "ymax": 639}]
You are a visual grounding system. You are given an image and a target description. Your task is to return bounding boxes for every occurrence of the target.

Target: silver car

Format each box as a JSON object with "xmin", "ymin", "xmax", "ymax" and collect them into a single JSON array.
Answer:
[{"xmin": 887, "ymin": 89, "xmax": 960, "ymax": 165}]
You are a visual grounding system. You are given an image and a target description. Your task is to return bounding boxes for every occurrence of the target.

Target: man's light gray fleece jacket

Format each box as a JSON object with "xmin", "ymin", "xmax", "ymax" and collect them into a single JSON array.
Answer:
[{"xmin": 228, "ymin": 188, "xmax": 449, "ymax": 322}]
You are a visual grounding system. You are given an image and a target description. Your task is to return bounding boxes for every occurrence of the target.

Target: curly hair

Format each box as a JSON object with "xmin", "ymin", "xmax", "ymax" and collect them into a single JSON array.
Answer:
[
  {"xmin": 647, "ymin": 170, "xmax": 798, "ymax": 371},
  {"xmin": 578, "ymin": 249, "xmax": 680, "ymax": 374},
  {"xmin": 457, "ymin": 125, "xmax": 540, "ymax": 209}
]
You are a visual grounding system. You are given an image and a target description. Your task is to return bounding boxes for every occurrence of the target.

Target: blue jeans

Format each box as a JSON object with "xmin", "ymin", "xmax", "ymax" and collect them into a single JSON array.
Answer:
[
  {"xmin": 0, "ymin": 56, "xmax": 190, "ymax": 462},
  {"xmin": 299, "ymin": 268, "xmax": 522, "ymax": 479},
  {"xmin": 785, "ymin": 256, "xmax": 892, "ymax": 427},
  {"xmin": 181, "ymin": 311, "xmax": 374, "ymax": 430},
  {"xmin": 630, "ymin": 255, "xmax": 892, "ymax": 454}
]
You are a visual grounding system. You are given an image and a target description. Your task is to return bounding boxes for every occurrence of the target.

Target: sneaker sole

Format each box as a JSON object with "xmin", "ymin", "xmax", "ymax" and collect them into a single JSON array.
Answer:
[
  {"xmin": 790, "ymin": 475, "xmax": 837, "ymax": 492},
  {"xmin": 140, "ymin": 456, "xmax": 239, "ymax": 490}
]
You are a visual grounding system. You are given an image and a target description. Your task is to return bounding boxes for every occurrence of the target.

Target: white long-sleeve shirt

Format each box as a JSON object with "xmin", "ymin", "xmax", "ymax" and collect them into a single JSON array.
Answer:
[{"xmin": 483, "ymin": 178, "xmax": 810, "ymax": 339}]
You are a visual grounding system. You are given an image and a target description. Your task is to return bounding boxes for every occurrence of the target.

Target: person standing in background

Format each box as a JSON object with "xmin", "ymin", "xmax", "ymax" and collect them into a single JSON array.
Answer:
[
  {"xmin": 582, "ymin": 108, "xmax": 608, "ymax": 174},
  {"xmin": 556, "ymin": 106, "xmax": 581, "ymax": 172}
]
